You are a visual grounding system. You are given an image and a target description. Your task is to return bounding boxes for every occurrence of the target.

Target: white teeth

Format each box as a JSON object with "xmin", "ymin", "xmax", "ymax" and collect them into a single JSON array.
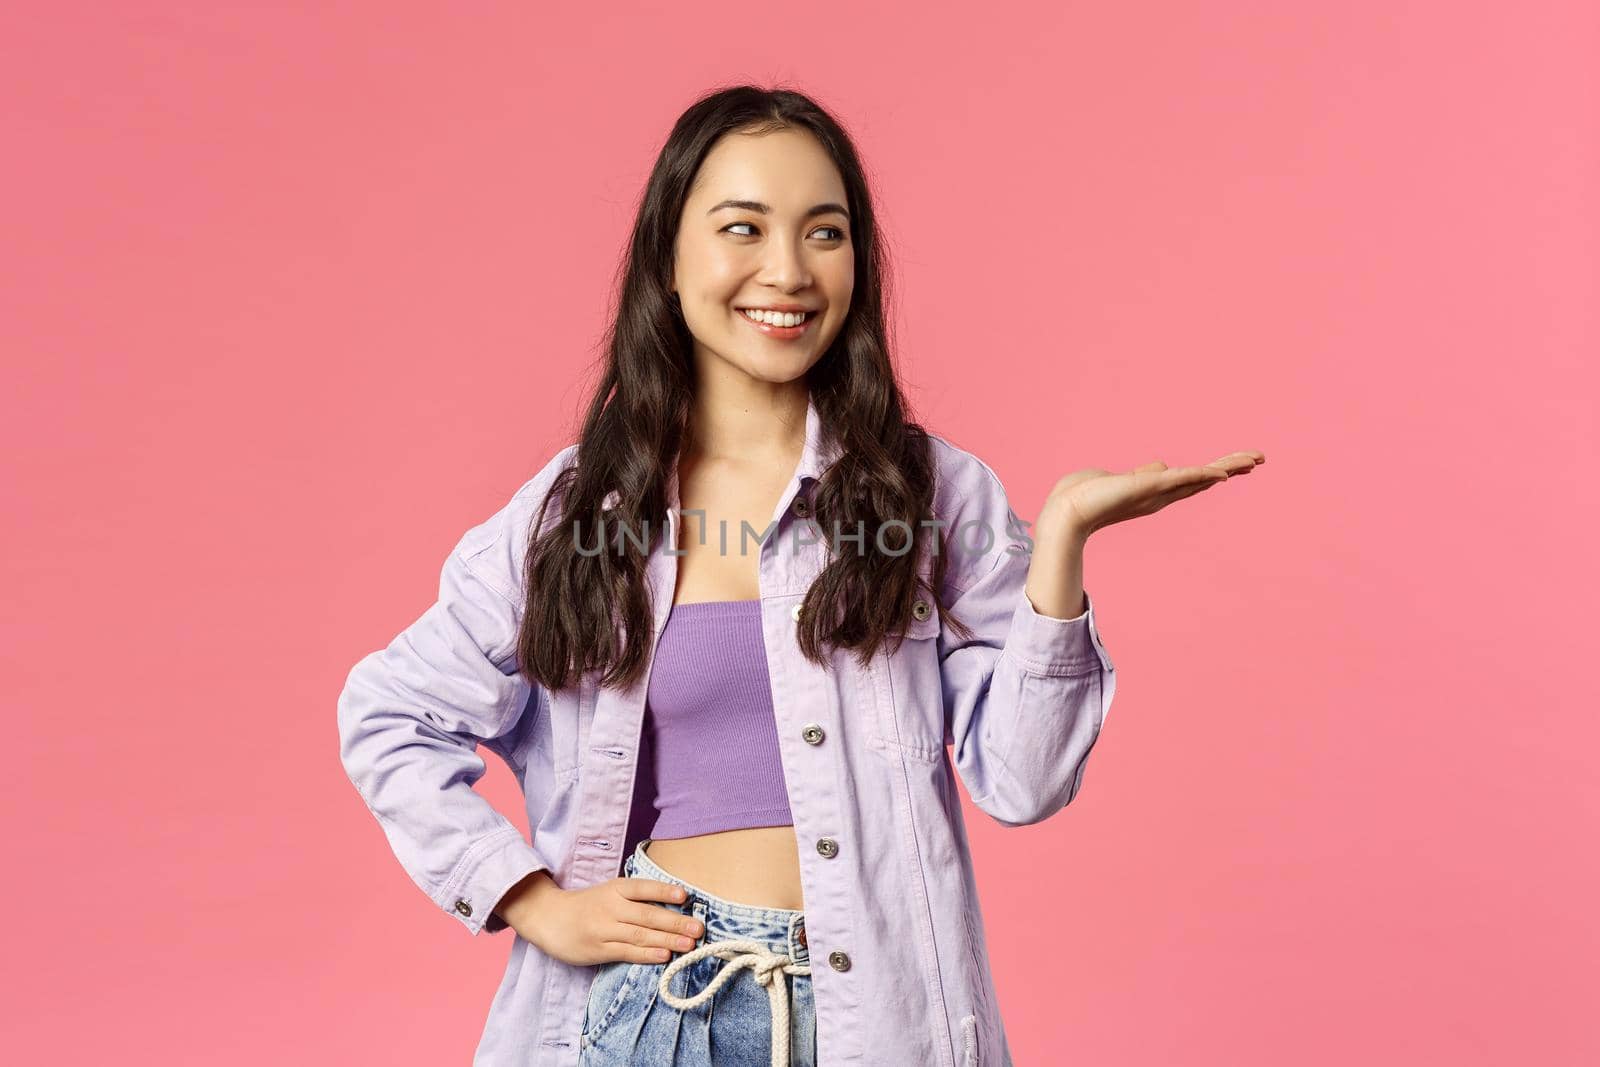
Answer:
[{"xmin": 740, "ymin": 308, "xmax": 810, "ymax": 328}]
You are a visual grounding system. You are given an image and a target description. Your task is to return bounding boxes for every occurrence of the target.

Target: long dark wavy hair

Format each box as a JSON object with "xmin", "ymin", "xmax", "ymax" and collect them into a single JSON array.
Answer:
[{"xmin": 517, "ymin": 85, "xmax": 970, "ymax": 694}]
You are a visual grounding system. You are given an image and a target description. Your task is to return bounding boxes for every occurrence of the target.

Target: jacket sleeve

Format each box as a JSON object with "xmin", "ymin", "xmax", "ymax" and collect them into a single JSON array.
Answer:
[
  {"xmin": 335, "ymin": 483, "xmax": 549, "ymax": 936},
  {"xmin": 936, "ymin": 453, "xmax": 1118, "ymax": 828}
]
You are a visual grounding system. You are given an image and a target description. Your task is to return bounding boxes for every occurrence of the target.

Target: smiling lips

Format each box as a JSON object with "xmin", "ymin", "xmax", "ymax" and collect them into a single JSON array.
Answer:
[
  {"xmin": 736, "ymin": 306, "xmax": 816, "ymax": 339},
  {"xmin": 740, "ymin": 306, "xmax": 813, "ymax": 323}
]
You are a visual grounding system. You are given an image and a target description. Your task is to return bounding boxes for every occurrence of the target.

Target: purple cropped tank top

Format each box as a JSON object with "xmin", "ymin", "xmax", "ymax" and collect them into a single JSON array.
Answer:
[{"xmin": 641, "ymin": 599, "xmax": 794, "ymax": 839}]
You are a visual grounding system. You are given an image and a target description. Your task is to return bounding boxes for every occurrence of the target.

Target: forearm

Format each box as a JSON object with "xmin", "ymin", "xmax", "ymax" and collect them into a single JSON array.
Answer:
[{"xmin": 1024, "ymin": 520, "xmax": 1089, "ymax": 620}]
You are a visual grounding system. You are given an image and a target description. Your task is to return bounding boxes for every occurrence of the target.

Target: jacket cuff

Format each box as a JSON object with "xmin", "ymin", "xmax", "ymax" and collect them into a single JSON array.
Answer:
[
  {"xmin": 1001, "ymin": 588, "xmax": 1117, "ymax": 678},
  {"xmin": 438, "ymin": 827, "xmax": 547, "ymax": 936}
]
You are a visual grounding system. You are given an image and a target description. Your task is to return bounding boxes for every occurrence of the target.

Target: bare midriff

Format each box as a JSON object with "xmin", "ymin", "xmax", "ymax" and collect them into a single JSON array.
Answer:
[{"xmin": 644, "ymin": 826, "xmax": 806, "ymax": 910}]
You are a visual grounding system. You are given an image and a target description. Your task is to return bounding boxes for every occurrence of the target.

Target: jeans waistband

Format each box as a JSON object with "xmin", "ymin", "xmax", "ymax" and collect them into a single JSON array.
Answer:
[{"xmin": 628, "ymin": 839, "xmax": 809, "ymax": 965}]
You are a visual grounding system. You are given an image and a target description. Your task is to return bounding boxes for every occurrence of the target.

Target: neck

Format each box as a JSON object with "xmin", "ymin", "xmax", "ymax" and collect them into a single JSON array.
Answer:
[{"xmin": 683, "ymin": 372, "xmax": 809, "ymax": 467}]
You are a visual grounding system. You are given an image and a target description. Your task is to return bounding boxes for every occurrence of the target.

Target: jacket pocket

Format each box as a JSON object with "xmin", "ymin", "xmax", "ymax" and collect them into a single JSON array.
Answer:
[{"xmin": 868, "ymin": 607, "xmax": 946, "ymax": 764}]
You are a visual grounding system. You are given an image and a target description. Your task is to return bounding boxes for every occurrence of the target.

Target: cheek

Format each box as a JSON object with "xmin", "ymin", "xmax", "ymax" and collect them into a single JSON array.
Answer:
[
  {"xmin": 827, "ymin": 258, "xmax": 855, "ymax": 304},
  {"xmin": 822, "ymin": 267, "xmax": 854, "ymax": 328},
  {"xmin": 684, "ymin": 251, "xmax": 748, "ymax": 306}
]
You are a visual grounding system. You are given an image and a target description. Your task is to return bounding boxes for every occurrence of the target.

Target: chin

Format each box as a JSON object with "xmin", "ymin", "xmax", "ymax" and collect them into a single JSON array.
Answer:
[{"xmin": 738, "ymin": 360, "xmax": 814, "ymax": 385}]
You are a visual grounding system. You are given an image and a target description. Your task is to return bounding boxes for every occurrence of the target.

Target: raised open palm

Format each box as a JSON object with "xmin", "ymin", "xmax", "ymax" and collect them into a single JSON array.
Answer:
[{"xmin": 1040, "ymin": 451, "xmax": 1266, "ymax": 537}]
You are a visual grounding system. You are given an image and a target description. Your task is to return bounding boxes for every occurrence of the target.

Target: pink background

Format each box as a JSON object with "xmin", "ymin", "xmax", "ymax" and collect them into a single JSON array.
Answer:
[{"xmin": 4, "ymin": 2, "xmax": 1595, "ymax": 1063}]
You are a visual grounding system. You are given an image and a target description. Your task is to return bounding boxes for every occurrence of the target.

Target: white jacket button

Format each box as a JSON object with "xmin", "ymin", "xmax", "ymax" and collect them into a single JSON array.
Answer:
[
  {"xmin": 816, "ymin": 837, "xmax": 839, "ymax": 858},
  {"xmin": 828, "ymin": 950, "xmax": 851, "ymax": 972},
  {"xmin": 911, "ymin": 598, "xmax": 932, "ymax": 621},
  {"xmin": 791, "ymin": 603, "xmax": 803, "ymax": 621},
  {"xmin": 801, "ymin": 723, "xmax": 825, "ymax": 745},
  {"xmin": 454, "ymin": 899, "xmax": 473, "ymax": 917}
]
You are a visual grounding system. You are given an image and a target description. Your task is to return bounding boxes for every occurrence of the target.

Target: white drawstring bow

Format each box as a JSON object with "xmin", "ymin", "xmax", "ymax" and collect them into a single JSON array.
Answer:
[{"xmin": 657, "ymin": 938, "xmax": 812, "ymax": 1067}]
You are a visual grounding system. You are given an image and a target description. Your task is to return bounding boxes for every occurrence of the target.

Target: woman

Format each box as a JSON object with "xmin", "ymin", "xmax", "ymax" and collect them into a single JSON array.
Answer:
[{"xmin": 336, "ymin": 85, "xmax": 1263, "ymax": 1067}]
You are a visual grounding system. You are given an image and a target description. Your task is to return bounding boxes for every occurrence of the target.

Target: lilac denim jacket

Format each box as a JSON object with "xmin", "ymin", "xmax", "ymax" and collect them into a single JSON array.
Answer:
[{"xmin": 336, "ymin": 393, "xmax": 1117, "ymax": 1066}]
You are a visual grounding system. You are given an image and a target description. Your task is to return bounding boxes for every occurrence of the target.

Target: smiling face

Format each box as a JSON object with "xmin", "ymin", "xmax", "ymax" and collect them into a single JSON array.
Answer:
[{"xmin": 670, "ymin": 126, "xmax": 855, "ymax": 387}]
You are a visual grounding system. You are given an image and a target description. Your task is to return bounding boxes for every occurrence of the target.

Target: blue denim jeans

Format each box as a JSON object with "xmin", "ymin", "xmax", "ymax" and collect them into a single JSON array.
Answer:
[{"xmin": 578, "ymin": 839, "xmax": 817, "ymax": 1067}]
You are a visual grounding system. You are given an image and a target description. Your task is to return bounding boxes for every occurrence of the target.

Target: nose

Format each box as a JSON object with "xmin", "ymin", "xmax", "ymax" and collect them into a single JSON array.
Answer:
[{"xmin": 759, "ymin": 233, "xmax": 812, "ymax": 293}]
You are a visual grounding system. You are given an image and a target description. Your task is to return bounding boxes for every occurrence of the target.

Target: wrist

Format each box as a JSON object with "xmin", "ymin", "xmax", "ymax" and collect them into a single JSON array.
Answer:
[
  {"xmin": 496, "ymin": 869, "xmax": 556, "ymax": 932},
  {"xmin": 1033, "ymin": 510, "xmax": 1092, "ymax": 549}
]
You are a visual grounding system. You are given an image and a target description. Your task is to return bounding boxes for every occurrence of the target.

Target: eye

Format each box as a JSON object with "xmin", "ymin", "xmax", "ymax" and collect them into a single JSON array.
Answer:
[{"xmin": 719, "ymin": 222, "xmax": 848, "ymax": 241}]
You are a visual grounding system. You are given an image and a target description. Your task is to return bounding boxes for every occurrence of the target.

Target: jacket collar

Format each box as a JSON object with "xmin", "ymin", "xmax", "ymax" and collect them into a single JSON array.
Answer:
[{"xmin": 793, "ymin": 386, "xmax": 842, "ymax": 485}]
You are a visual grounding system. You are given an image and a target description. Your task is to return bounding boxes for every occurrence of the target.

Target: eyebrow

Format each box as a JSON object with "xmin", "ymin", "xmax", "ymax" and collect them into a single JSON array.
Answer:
[{"xmin": 706, "ymin": 198, "xmax": 851, "ymax": 221}]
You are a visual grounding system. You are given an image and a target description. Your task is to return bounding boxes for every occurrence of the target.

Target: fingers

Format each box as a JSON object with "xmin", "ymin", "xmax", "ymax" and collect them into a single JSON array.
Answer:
[
  {"xmin": 1149, "ymin": 467, "xmax": 1241, "ymax": 510},
  {"xmin": 610, "ymin": 879, "xmax": 705, "ymax": 939},
  {"xmin": 602, "ymin": 902, "xmax": 705, "ymax": 963},
  {"xmin": 1127, "ymin": 454, "xmax": 1264, "ymax": 486},
  {"xmin": 622, "ymin": 898, "xmax": 704, "ymax": 939},
  {"xmin": 1115, "ymin": 451, "xmax": 1263, "ymax": 519},
  {"xmin": 589, "ymin": 879, "xmax": 709, "ymax": 965},
  {"xmin": 1148, "ymin": 465, "xmax": 1229, "ymax": 492},
  {"xmin": 598, "ymin": 939, "xmax": 681, "ymax": 965},
  {"xmin": 1142, "ymin": 468, "xmax": 1236, "ymax": 512},
  {"xmin": 616, "ymin": 877, "xmax": 690, "ymax": 904},
  {"xmin": 605, "ymin": 921, "xmax": 700, "ymax": 959},
  {"xmin": 1207, "ymin": 451, "xmax": 1265, "ymax": 473}
]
